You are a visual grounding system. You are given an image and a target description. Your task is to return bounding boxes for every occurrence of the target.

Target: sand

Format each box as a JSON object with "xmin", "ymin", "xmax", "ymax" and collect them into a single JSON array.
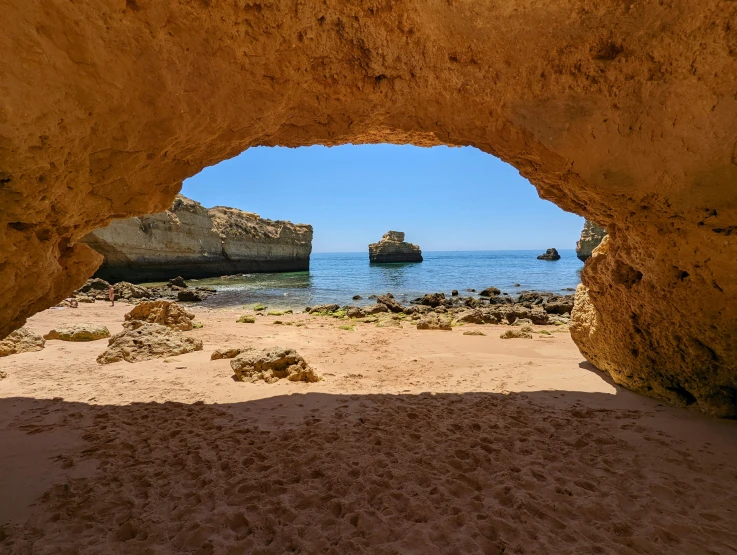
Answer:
[{"xmin": 1, "ymin": 303, "xmax": 736, "ymax": 553}]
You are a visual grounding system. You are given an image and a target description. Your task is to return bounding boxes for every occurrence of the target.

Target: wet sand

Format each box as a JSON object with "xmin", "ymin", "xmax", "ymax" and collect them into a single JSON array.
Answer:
[{"xmin": 1, "ymin": 303, "xmax": 736, "ymax": 553}]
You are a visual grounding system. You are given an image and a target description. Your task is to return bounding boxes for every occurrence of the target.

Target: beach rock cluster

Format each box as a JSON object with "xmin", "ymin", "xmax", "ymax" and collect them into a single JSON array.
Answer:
[
  {"xmin": 576, "ymin": 220, "xmax": 607, "ymax": 261},
  {"xmin": 229, "ymin": 347, "xmax": 320, "ymax": 383},
  {"xmin": 44, "ymin": 324, "xmax": 111, "ymax": 342},
  {"xmin": 82, "ymin": 195, "xmax": 313, "ymax": 282},
  {"xmin": 124, "ymin": 301, "xmax": 195, "ymax": 331},
  {"xmin": 0, "ymin": 328, "xmax": 45, "ymax": 357},
  {"xmin": 69, "ymin": 277, "xmax": 216, "ymax": 305},
  {"xmin": 369, "ymin": 231, "xmax": 423, "ymax": 263}
]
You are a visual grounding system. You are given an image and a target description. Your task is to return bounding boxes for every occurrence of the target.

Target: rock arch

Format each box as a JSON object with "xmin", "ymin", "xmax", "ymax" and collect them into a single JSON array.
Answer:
[{"xmin": 1, "ymin": 1, "xmax": 735, "ymax": 415}]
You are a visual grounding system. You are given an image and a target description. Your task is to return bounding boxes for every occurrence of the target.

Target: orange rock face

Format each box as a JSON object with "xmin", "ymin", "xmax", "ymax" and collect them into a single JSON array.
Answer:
[{"xmin": 1, "ymin": 2, "xmax": 735, "ymax": 413}]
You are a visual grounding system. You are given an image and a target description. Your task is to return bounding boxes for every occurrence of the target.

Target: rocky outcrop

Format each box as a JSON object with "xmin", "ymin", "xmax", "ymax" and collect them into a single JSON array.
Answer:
[
  {"xmin": 576, "ymin": 221, "xmax": 607, "ymax": 261},
  {"xmin": 0, "ymin": 328, "xmax": 45, "ymax": 357},
  {"xmin": 2, "ymin": 2, "xmax": 736, "ymax": 416},
  {"xmin": 369, "ymin": 232, "xmax": 422, "ymax": 263},
  {"xmin": 81, "ymin": 195, "xmax": 312, "ymax": 282},
  {"xmin": 124, "ymin": 301, "xmax": 195, "ymax": 331},
  {"xmin": 44, "ymin": 324, "xmax": 111, "ymax": 342},
  {"xmin": 230, "ymin": 347, "xmax": 320, "ymax": 383},
  {"xmin": 97, "ymin": 323, "xmax": 203, "ymax": 365},
  {"xmin": 537, "ymin": 248, "xmax": 561, "ymax": 261}
]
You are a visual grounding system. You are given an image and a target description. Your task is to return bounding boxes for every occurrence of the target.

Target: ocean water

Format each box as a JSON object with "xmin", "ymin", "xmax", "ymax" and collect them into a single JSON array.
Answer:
[{"xmin": 190, "ymin": 250, "xmax": 583, "ymax": 310}]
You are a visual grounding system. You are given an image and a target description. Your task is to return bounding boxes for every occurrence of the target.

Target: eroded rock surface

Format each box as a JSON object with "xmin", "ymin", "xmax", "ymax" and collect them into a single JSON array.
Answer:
[
  {"xmin": 81, "ymin": 195, "xmax": 312, "ymax": 282},
  {"xmin": 97, "ymin": 323, "xmax": 203, "ymax": 365},
  {"xmin": 230, "ymin": 347, "xmax": 320, "ymax": 383},
  {"xmin": 1, "ymin": 2, "xmax": 736, "ymax": 414},
  {"xmin": 44, "ymin": 324, "xmax": 111, "ymax": 342},
  {"xmin": 124, "ymin": 301, "xmax": 195, "ymax": 332},
  {"xmin": 369, "ymin": 232, "xmax": 423, "ymax": 263},
  {"xmin": 0, "ymin": 328, "xmax": 45, "ymax": 357},
  {"xmin": 576, "ymin": 220, "xmax": 607, "ymax": 262}
]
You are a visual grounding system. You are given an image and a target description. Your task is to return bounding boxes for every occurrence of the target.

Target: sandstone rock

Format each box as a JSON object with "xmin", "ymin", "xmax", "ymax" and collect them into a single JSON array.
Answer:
[
  {"xmin": 576, "ymin": 220, "xmax": 607, "ymax": 262},
  {"xmin": 124, "ymin": 301, "xmax": 195, "ymax": 331},
  {"xmin": 537, "ymin": 248, "xmax": 561, "ymax": 261},
  {"xmin": 346, "ymin": 307, "xmax": 366, "ymax": 318},
  {"xmin": 454, "ymin": 310, "xmax": 485, "ymax": 325},
  {"xmin": 479, "ymin": 287, "xmax": 501, "ymax": 298},
  {"xmin": 0, "ymin": 328, "xmax": 45, "ymax": 357},
  {"xmin": 76, "ymin": 278, "xmax": 111, "ymax": 295},
  {"xmin": 369, "ymin": 231, "xmax": 422, "ymax": 263},
  {"xmin": 500, "ymin": 330, "xmax": 533, "ymax": 339},
  {"xmin": 77, "ymin": 295, "xmax": 96, "ymax": 303},
  {"xmin": 81, "ymin": 195, "xmax": 313, "ymax": 282},
  {"xmin": 307, "ymin": 304, "xmax": 340, "ymax": 315},
  {"xmin": 413, "ymin": 293, "xmax": 448, "ymax": 308},
  {"xmin": 463, "ymin": 331, "xmax": 486, "ymax": 336},
  {"xmin": 113, "ymin": 282, "xmax": 152, "ymax": 300},
  {"xmin": 377, "ymin": 294, "xmax": 405, "ymax": 313},
  {"xmin": 512, "ymin": 318, "xmax": 534, "ymax": 327},
  {"xmin": 97, "ymin": 323, "xmax": 203, "ymax": 364},
  {"xmin": 2, "ymin": 4, "xmax": 736, "ymax": 416},
  {"xmin": 237, "ymin": 315, "xmax": 255, "ymax": 324},
  {"xmin": 211, "ymin": 347, "xmax": 250, "ymax": 360},
  {"xmin": 363, "ymin": 303, "xmax": 389, "ymax": 315},
  {"xmin": 177, "ymin": 289, "xmax": 203, "ymax": 302},
  {"xmin": 417, "ymin": 314, "xmax": 452, "ymax": 331},
  {"xmin": 44, "ymin": 324, "xmax": 111, "ymax": 342},
  {"xmin": 230, "ymin": 347, "xmax": 319, "ymax": 383}
]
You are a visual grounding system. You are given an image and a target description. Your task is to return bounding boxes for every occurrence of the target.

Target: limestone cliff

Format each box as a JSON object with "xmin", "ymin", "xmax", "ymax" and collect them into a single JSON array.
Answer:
[
  {"xmin": 576, "ymin": 221, "xmax": 607, "ymax": 262},
  {"xmin": 82, "ymin": 196, "xmax": 312, "ymax": 282},
  {"xmin": 369, "ymin": 232, "xmax": 423, "ymax": 263}
]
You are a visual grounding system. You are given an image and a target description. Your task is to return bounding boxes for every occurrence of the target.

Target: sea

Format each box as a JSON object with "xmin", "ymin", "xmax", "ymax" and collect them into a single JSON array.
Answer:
[{"xmin": 182, "ymin": 250, "xmax": 583, "ymax": 310}]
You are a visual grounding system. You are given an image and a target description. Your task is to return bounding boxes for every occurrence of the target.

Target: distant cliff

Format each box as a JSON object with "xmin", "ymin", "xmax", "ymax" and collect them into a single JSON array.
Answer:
[
  {"xmin": 369, "ymin": 231, "xmax": 423, "ymax": 263},
  {"xmin": 82, "ymin": 195, "xmax": 313, "ymax": 282},
  {"xmin": 576, "ymin": 220, "xmax": 607, "ymax": 261}
]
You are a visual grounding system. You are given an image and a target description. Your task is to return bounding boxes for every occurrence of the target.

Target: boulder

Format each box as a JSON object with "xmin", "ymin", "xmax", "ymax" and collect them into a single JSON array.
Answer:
[
  {"xmin": 211, "ymin": 346, "xmax": 250, "ymax": 360},
  {"xmin": 0, "ymin": 328, "xmax": 45, "ymax": 357},
  {"xmin": 237, "ymin": 315, "xmax": 256, "ymax": 323},
  {"xmin": 368, "ymin": 231, "xmax": 423, "ymax": 263},
  {"xmin": 177, "ymin": 289, "xmax": 203, "ymax": 302},
  {"xmin": 352, "ymin": 294, "xmax": 362, "ymax": 300},
  {"xmin": 230, "ymin": 347, "xmax": 320, "ymax": 383},
  {"xmin": 124, "ymin": 300, "xmax": 195, "ymax": 331},
  {"xmin": 363, "ymin": 303, "xmax": 389, "ymax": 315},
  {"xmin": 44, "ymin": 324, "xmax": 111, "ymax": 342},
  {"xmin": 113, "ymin": 281, "xmax": 152, "ymax": 300},
  {"xmin": 169, "ymin": 276, "xmax": 188, "ymax": 288},
  {"xmin": 453, "ymin": 310, "xmax": 485, "ymax": 325},
  {"xmin": 451, "ymin": 290, "xmax": 459, "ymax": 296},
  {"xmin": 76, "ymin": 278, "xmax": 111, "ymax": 294},
  {"xmin": 413, "ymin": 293, "xmax": 447, "ymax": 308},
  {"xmin": 377, "ymin": 294, "xmax": 405, "ymax": 313},
  {"xmin": 346, "ymin": 307, "xmax": 366, "ymax": 318},
  {"xmin": 500, "ymin": 330, "xmax": 533, "ymax": 339},
  {"xmin": 479, "ymin": 286, "xmax": 501, "ymax": 297},
  {"xmin": 307, "ymin": 304, "xmax": 340, "ymax": 314},
  {"xmin": 511, "ymin": 318, "xmax": 534, "ymax": 327},
  {"xmin": 537, "ymin": 248, "xmax": 561, "ymax": 261},
  {"xmin": 463, "ymin": 330, "xmax": 486, "ymax": 336},
  {"xmin": 416, "ymin": 314, "xmax": 452, "ymax": 331},
  {"xmin": 97, "ymin": 323, "xmax": 203, "ymax": 364}
]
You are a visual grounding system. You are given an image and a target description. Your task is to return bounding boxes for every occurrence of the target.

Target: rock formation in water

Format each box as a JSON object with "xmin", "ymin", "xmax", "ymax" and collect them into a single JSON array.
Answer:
[
  {"xmin": 82, "ymin": 195, "xmax": 312, "ymax": 282},
  {"xmin": 576, "ymin": 221, "xmax": 607, "ymax": 261},
  {"xmin": 537, "ymin": 248, "xmax": 561, "ymax": 261},
  {"xmin": 369, "ymin": 232, "xmax": 423, "ymax": 263},
  {"xmin": 1, "ymin": 2, "xmax": 736, "ymax": 415}
]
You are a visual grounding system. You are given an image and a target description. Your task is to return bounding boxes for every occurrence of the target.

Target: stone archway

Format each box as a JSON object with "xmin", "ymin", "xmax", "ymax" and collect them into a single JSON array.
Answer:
[{"xmin": 1, "ymin": 1, "xmax": 735, "ymax": 415}]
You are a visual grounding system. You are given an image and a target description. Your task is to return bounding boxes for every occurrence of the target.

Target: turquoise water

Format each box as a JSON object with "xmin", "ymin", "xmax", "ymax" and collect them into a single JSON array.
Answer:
[{"xmin": 193, "ymin": 250, "xmax": 583, "ymax": 309}]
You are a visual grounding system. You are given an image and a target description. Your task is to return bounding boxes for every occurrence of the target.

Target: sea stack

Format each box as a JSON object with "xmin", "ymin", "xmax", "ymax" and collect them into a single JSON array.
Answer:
[
  {"xmin": 82, "ymin": 195, "xmax": 313, "ymax": 282},
  {"xmin": 537, "ymin": 248, "xmax": 561, "ymax": 261},
  {"xmin": 576, "ymin": 220, "xmax": 607, "ymax": 261},
  {"xmin": 369, "ymin": 231, "xmax": 423, "ymax": 263}
]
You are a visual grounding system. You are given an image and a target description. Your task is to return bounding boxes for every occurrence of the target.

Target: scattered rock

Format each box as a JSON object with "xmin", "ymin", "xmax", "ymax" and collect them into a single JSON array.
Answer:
[
  {"xmin": 413, "ymin": 293, "xmax": 447, "ymax": 308},
  {"xmin": 75, "ymin": 278, "xmax": 111, "ymax": 294},
  {"xmin": 237, "ymin": 315, "xmax": 255, "ymax": 324},
  {"xmin": 500, "ymin": 330, "xmax": 533, "ymax": 339},
  {"xmin": 514, "ymin": 283, "xmax": 521, "ymax": 287},
  {"xmin": 0, "ymin": 371, "xmax": 6, "ymax": 379},
  {"xmin": 352, "ymin": 294, "xmax": 362, "ymax": 300},
  {"xmin": 230, "ymin": 347, "xmax": 320, "ymax": 383},
  {"xmin": 463, "ymin": 330, "xmax": 486, "ymax": 336},
  {"xmin": 77, "ymin": 295, "xmax": 96, "ymax": 303},
  {"xmin": 0, "ymin": 328, "xmax": 45, "ymax": 357},
  {"xmin": 453, "ymin": 310, "xmax": 485, "ymax": 324},
  {"xmin": 177, "ymin": 289, "xmax": 203, "ymax": 302},
  {"xmin": 479, "ymin": 286, "xmax": 501, "ymax": 297},
  {"xmin": 512, "ymin": 318, "xmax": 534, "ymax": 327},
  {"xmin": 369, "ymin": 231, "xmax": 423, "ymax": 263},
  {"xmin": 368, "ymin": 294, "xmax": 378, "ymax": 299},
  {"xmin": 44, "ymin": 324, "xmax": 111, "ymax": 342},
  {"xmin": 97, "ymin": 323, "xmax": 203, "ymax": 364},
  {"xmin": 168, "ymin": 276, "xmax": 188, "ymax": 288},
  {"xmin": 211, "ymin": 347, "xmax": 250, "ymax": 360},
  {"xmin": 346, "ymin": 307, "xmax": 366, "ymax": 318},
  {"xmin": 377, "ymin": 294, "xmax": 405, "ymax": 313},
  {"xmin": 451, "ymin": 289, "xmax": 459, "ymax": 296},
  {"xmin": 537, "ymin": 248, "xmax": 561, "ymax": 261},
  {"xmin": 124, "ymin": 301, "xmax": 195, "ymax": 331},
  {"xmin": 363, "ymin": 303, "xmax": 389, "ymax": 315},
  {"xmin": 113, "ymin": 281, "xmax": 152, "ymax": 300},
  {"xmin": 416, "ymin": 313, "xmax": 452, "ymax": 331},
  {"xmin": 376, "ymin": 318, "xmax": 401, "ymax": 328},
  {"xmin": 307, "ymin": 304, "xmax": 340, "ymax": 314}
]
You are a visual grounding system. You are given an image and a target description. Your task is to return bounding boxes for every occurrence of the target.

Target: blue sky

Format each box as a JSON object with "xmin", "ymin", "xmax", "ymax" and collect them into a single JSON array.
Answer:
[{"xmin": 182, "ymin": 145, "xmax": 584, "ymax": 253}]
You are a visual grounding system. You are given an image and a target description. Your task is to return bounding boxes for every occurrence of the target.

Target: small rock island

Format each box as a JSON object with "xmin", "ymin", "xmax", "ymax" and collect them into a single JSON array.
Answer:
[
  {"xmin": 369, "ymin": 231, "xmax": 423, "ymax": 263},
  {"xmin": 537, "ymin": 248, "xmax": 561, "ymax": 261}
]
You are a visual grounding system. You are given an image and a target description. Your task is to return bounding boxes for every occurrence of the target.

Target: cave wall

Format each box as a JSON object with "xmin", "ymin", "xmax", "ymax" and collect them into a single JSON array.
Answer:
[{"xmin": 1, "ymin": 0, "xmax": 735, "ymax": 414}]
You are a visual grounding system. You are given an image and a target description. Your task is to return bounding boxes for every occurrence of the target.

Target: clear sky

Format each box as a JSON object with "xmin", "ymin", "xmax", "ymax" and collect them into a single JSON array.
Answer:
[{"xmin": 182, "ymin": 145, "xmax": 584, "ymax": 253}]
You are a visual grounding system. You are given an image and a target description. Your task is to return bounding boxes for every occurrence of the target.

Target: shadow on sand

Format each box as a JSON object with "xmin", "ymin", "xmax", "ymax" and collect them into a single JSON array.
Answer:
[{"xmin": 1, "ymin": 387, "xmax": 737, "ymax": 554}]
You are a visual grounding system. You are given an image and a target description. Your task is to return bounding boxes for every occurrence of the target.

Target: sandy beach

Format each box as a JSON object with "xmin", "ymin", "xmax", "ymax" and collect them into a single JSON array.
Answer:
[{"xmin": 1, "ymin": 302, "xmax": 736, "ymax": 553}]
